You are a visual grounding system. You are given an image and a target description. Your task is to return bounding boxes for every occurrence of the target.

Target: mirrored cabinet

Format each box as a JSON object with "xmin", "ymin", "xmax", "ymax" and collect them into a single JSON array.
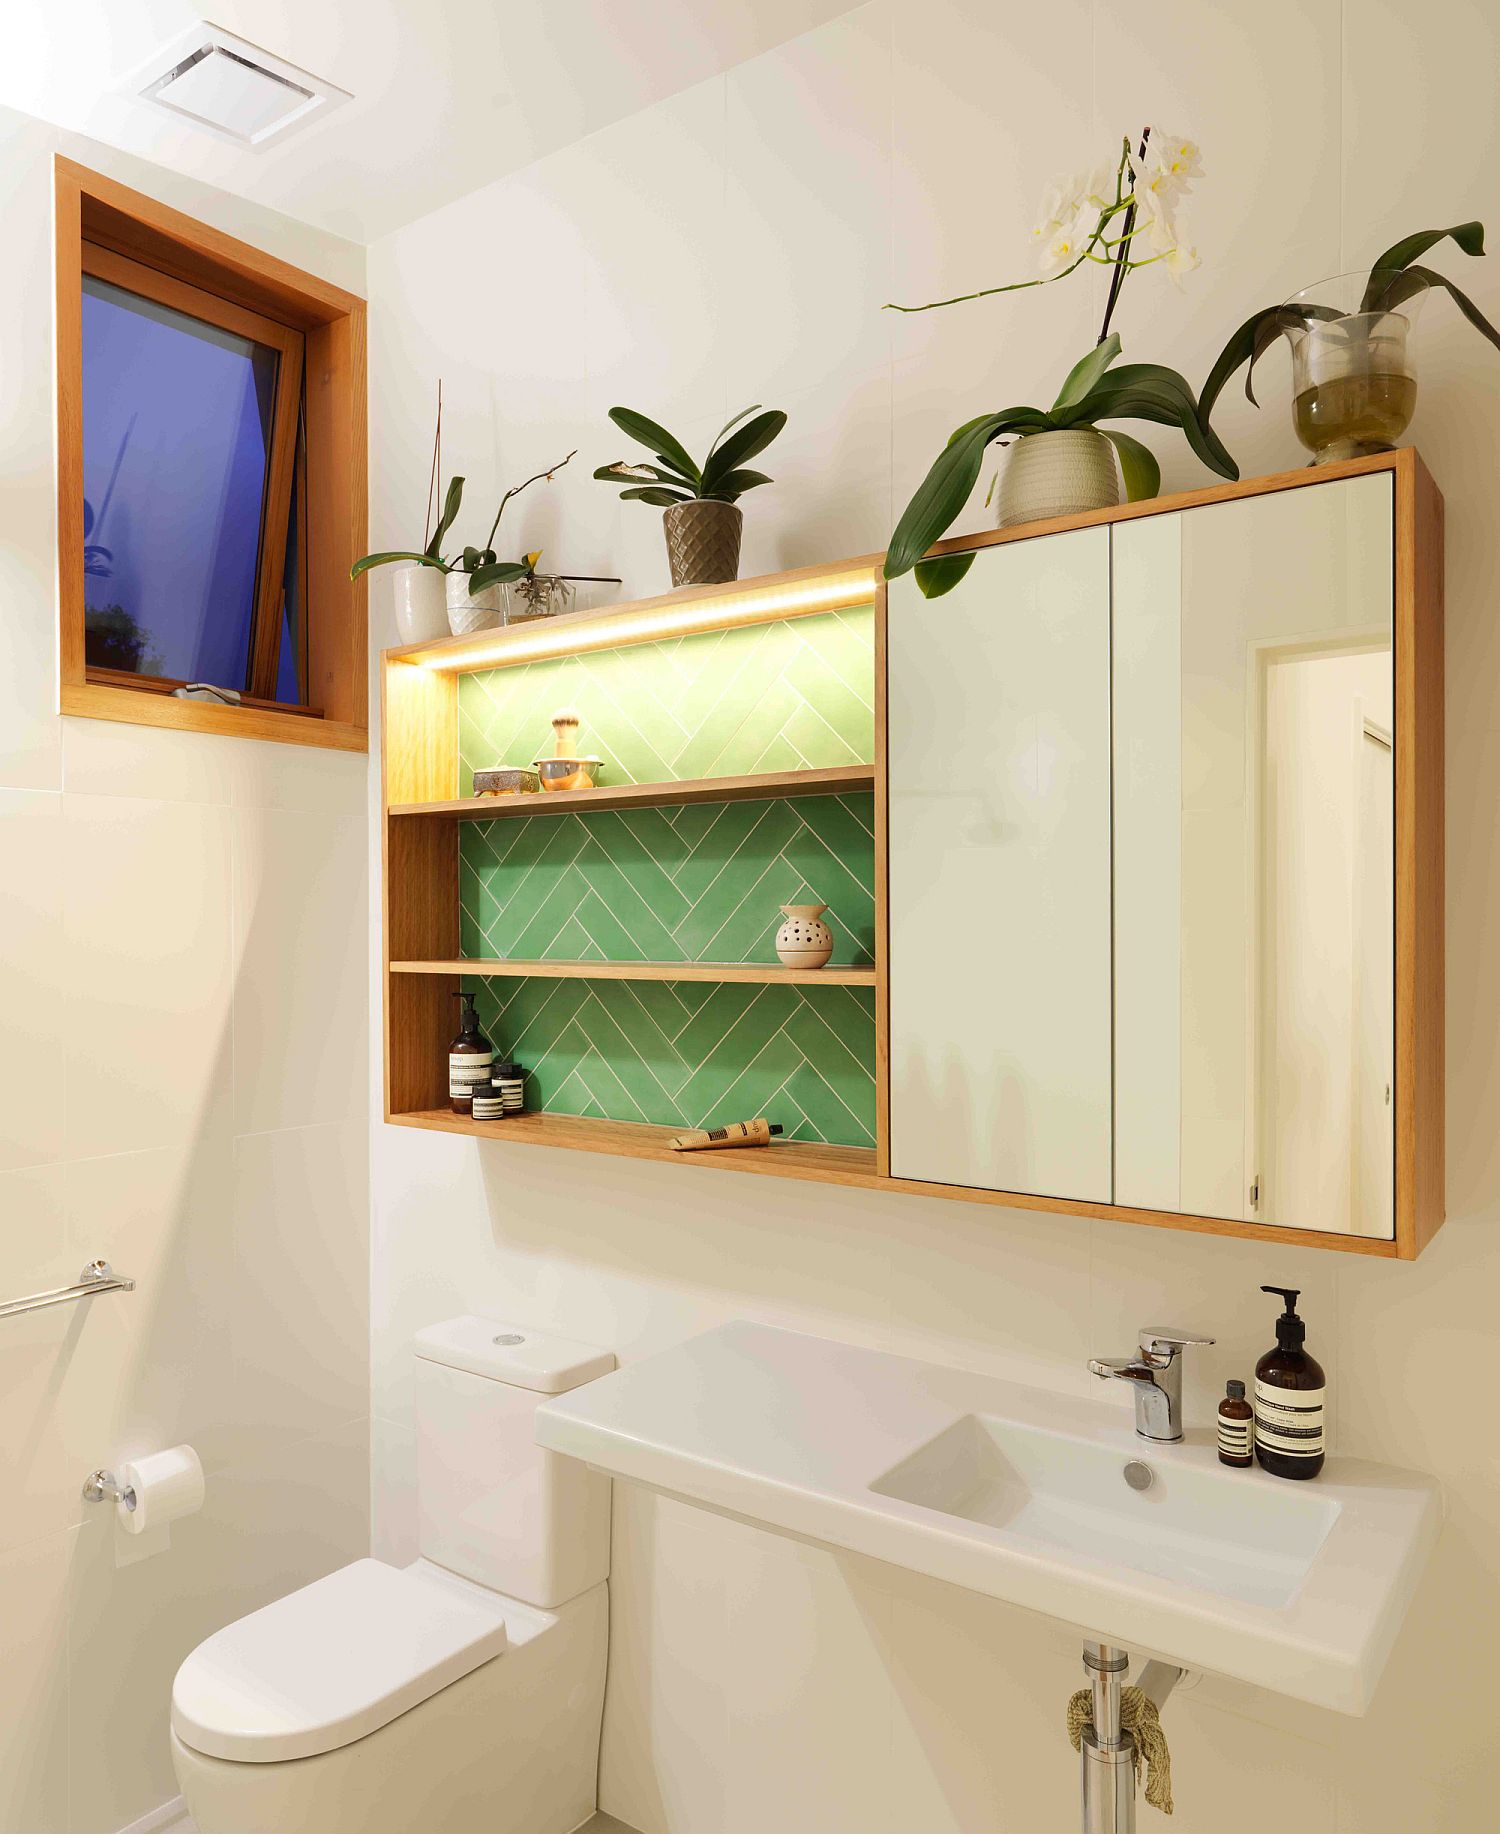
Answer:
[{"xmin": 885, "ymin": 451, "xmax": 1443, "ymax": 1257}]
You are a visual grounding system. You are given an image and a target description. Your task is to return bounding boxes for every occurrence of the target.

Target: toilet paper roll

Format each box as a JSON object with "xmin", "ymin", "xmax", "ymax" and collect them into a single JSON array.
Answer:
[{"xmin": 118, "ymin": 1445, "xmax": 204, "ymax": 1535}]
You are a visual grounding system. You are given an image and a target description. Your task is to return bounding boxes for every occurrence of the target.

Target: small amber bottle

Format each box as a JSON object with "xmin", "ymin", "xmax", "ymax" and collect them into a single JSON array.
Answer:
[{"xmin": 1217, "ymin": 1379, "xmax": 1254, "ymax": 1467}]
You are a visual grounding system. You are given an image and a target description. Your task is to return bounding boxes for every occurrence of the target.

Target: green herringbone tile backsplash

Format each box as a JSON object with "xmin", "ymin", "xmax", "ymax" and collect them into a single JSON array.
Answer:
[
  {"xmin": 460, "ymin": 793, "xmax": 875, "ymax": 966},
  {"xmin": 467, "ymin": 976, "xmax": 877, "ymax": 1145},
  {"xmin": 458, "ymin": 606, "xmax": 874, "ymax": 785}
]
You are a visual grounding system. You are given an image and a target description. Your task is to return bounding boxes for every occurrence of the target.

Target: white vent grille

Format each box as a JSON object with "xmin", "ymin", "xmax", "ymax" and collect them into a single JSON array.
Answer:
[{"xmin": 125, "ymin": 22, "xmax": 350, "ymax": 149}]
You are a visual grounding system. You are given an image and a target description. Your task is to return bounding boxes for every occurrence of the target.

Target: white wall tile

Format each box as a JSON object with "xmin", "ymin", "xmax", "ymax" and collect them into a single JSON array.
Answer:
[
  {"xmin": 61, "ymin": 722, "xmax": 239, "ymax": 808},
  {"xmin": 0, "ymin": 1529, "xmax": 73, "ymax": 1834},
  {"xmin": 61, "ymin": 796, "xmax": 234, "ymax": 1161},
  {"xmin": 227, "ymin": 1123, "xmax": 369, "ymax": 1467},
  {"xmin": 230, "ymin": 807, "xmax": 367, "ymax": 1134},
  {"xmin": 0, "ymin": 791, "xmax": 67, "ymax": 1171}
]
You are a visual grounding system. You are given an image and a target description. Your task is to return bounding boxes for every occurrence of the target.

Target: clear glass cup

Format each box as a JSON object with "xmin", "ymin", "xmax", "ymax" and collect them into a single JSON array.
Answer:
[
  {"xmin": 1282, "ymin": 270, "xmax": 1427, "ymax": 464},
  {"xmin": 502, "ymin": 574, "xmax": 576, "ymax": 625}
]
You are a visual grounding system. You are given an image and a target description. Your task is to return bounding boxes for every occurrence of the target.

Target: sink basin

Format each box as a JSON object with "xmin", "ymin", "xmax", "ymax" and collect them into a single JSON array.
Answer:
[
  {"xmin": 871, "ymin": 1413, "xmax": 1339, "ymax": 1610},
  {"xmin": 535, "ymin": 1321, "xmax": 1441, "ymax": 1713}
]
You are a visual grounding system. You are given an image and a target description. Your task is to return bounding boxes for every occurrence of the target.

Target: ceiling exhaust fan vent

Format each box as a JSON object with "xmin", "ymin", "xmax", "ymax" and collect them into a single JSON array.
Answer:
[{"xmin": 125, "ymin": 22, "xmax": 350, "ymax": 149}]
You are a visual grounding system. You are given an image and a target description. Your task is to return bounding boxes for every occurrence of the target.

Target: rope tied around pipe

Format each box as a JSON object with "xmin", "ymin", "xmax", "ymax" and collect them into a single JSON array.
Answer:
[{"xmin": 1066, "ymin": 1685, "xmax": 1175, "ymax": 1814}]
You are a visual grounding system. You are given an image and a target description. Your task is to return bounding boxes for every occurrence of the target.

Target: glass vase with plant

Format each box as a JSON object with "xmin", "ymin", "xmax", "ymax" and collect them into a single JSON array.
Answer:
[
  {"xmin": 595, "ymin": 404, "xmax": 787, "ymax": 588},
  {"xmin": 884, "ymin": 128, "xmax": 1237, "ymax": 598},
  {"xmin": 1199, "ymin": 222, "xmax": 1500, "ymax": 464}
]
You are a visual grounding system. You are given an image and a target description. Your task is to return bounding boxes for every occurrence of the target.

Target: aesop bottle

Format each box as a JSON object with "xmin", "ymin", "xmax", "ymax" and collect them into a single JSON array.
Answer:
[
  {"xmin": 448, "ymin": 992, "xmax": 495, "ymax": 1115},
  {"xmin": 1254, "ymin": 1286, "xmax": 1325, "ymax": 1480}
]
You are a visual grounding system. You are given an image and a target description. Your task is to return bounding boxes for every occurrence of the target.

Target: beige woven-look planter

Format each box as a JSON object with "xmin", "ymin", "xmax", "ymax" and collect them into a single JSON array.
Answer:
[
  {"xmin": 995, "ymin": 429, "xmax": 1122, "ymax": 529},
  {"xmin": 663, "ymin": 500, "xmax": 743, "ymax": 587}
]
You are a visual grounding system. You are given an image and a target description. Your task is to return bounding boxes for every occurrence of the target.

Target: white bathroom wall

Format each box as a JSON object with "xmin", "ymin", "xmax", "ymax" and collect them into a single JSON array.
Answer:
[
  {"xmin": 0, "ymin": 106, "xmax": 370, "ymax": 1834},
  {"xmin": 366, "ymin": 4, "xmax": 1500, "ymax": 1829}
]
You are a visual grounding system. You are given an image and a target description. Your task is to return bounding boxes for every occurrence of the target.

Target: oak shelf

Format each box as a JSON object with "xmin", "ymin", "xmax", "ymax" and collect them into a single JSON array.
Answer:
[
  {"xmin": 390, "ymin": 959, "xmax": 877, "ymax": 986},
  {"xmin": 388, "ymin": 763, "xmax": 875, "ymax": 820},
  {"xmin": 389, "ymin": 1107, "xmax": 878, "ymax": 1183}
]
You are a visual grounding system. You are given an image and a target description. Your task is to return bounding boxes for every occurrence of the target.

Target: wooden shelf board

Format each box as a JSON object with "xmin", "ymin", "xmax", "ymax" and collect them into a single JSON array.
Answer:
[
  {"xmin": 389, "ymin": 763, "xmax": 874, "ymax": 820},
  {"xmin": 390, "ymin": 1107, "xmax": 878, "ymax": 1183},
  {"xmin": 390, "ymin": 959, "xmax": 877, "ymax": 986}
]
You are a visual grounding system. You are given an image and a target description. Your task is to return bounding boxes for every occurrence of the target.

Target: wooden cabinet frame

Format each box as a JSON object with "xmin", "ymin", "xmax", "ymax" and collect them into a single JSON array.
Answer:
[
  {"xmin": 379, "ymin": 449, "xmax": 1444, "ymax": 1259},
  {"xmin": 55, "ymin": 157, "xmax": 368, "ymax": 752}
]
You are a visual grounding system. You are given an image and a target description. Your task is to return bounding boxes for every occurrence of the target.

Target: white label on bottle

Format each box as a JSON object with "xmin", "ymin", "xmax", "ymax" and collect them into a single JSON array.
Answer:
[
  {"xmin": 449, "ymin": 1053, "xmax": 494, "ymax": 1097},
  {"xmin": 1253, "ymin": 1379, "xmax": 1325, "ymax": 1458},
  {"xmin": 1218, "ymin": 1416, "xmax": 1253, "ymax": 1457}
]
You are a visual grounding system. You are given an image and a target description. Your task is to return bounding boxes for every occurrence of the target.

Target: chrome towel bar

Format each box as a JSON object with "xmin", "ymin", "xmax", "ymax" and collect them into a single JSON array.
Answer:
[{"xmin": 0, "ymin": 1259, "xmax": 136, "ymax": 1321}]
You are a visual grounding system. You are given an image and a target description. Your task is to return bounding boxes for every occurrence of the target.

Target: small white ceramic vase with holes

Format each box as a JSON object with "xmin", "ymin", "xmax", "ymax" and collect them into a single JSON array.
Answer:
[
  {"xmin": 392, "ymin": 563, "xmax": 450, "ymax": 644},
  {"xmin": 775, "ymin": 902, "xmax": 834, "ymax": 970},
  {"xmin": 446, "ymin": 570, "xmax": 503, "ymax": 637},
  {"xmin": 995, "ymin": 428, "xmax": 1121, "ymax": 528}
]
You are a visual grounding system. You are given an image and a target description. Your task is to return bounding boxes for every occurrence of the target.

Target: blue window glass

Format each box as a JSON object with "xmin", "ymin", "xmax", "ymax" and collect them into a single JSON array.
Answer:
[{"xmin": 80, "ymin": 273, "xmax": 283, "ymax": 692}]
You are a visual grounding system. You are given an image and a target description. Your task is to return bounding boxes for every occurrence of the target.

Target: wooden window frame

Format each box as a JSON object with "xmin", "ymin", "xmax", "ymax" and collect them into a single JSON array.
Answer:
[{"xmin": 55, "ymin": 156, "xmax": 368, "ymax": 753}]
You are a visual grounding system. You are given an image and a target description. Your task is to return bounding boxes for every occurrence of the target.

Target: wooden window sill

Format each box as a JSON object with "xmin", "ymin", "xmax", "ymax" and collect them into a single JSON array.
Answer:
[{"xmin": 61, "ymin": 680, "xmax": 367, "ymax": 752}]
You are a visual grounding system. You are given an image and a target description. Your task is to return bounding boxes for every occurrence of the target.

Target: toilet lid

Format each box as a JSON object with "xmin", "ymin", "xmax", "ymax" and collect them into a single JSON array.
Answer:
[{"xmin": 172, "ymin": 1559, "xmax": 510, "ymax": 1763}]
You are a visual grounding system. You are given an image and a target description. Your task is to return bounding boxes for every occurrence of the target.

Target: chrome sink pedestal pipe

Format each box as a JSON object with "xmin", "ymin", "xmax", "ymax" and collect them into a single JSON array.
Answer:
[{"xmin": 1079, "ymin": 1643, "xmax": 1183, "ymax": 1834}]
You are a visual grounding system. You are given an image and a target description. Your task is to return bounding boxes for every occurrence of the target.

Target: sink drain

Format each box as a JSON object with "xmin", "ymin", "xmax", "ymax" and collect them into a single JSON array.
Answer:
[{"xmin": 1123, "ymin": 1460, "xmax": 1155, "ymax": 1492}]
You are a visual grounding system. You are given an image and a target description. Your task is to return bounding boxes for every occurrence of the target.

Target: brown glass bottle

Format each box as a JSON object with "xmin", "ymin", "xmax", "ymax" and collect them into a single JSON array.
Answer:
[
  {"xmin": 1217, "ymin": 1380, "xmax": 1254, "ymax": 1468},
  {"xmin": 1254, "ymin": 1286, "xmax": 1326, "ymax": 1480},
  {"xmin": 448, "ymin": 991, "xmax": 494, "ymax": 1115}
]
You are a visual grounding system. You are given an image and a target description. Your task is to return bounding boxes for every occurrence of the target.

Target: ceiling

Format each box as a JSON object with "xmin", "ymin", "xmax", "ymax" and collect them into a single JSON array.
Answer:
[{"xmin": 1, "ymin": 0, "xmax": 855, "ymax": 244}]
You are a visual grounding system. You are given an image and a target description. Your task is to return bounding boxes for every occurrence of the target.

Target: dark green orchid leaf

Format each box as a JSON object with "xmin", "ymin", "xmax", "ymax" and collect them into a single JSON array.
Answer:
[
  {"xmin": 1100, "ymin": 428, "xmax": 1160, "ymax": 501},
  {"xmin": 914, "ymin": 552, "xmax": 978, "ymax": 599},
  {"xmin": 608, "ymin": 407, "xmax": 702, "ymax": 486},
  {"xmin": 1362, "ymin": 222, "xmax": 1485, "ymax": 309},
  {"xmin": 701, "ymin": 410, "xmax": 787, "ymax": 488},
  {"xmin": 424, "ymin": 475, "xmax": 464, "ymax": 560},
  {"xmin": 619, "ymin": 486, "xmax": 693, "ymax": 506},
  {"xmin": 884, "ymin": 409, "xmax": 1045, "ymax": 580},
  {"xmin": 350, "ymin": 550, "xmax": 449, "ymax": 581},
  {"xmin": 703, "ymin": 468, "xmax": 773, "ymax": 500},
  {"xmin": 1068, "ymin": 363, "xmax": 1239, "ymax": 479},
  {"xmin": 466, "ymin": 560, "xmax": 530, "ymax": 595},
  {"xmin": 705, "ymin": 403, "xmax": 763, "ymax": 460},
  {"xmin": 1390, "ymin": 263, "xmax": 1500, "ymax": 353},
  {"xmin": 1052, "ymin": 332, "xmax": 1122, "ymax": 414}
]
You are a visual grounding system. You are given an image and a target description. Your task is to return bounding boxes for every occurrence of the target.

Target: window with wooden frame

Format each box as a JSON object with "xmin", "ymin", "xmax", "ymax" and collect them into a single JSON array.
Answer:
[{"xmin": 55, "ymin": 157, "xmax": 368, "ymax": 751}]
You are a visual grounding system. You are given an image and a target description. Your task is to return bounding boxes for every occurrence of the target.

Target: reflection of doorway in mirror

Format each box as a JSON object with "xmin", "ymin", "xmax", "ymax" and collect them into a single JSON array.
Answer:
[{"xmin": 1254, "ymin": 643, "xmax": 1393, "ymax": 1237}]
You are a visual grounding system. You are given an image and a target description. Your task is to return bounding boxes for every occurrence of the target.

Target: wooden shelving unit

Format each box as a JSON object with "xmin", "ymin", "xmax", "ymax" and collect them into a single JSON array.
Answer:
[
  {"xmin": 391, "ymin": 960, "xmax": 877, "ymax": 986},
  {"xmin": 389, "ymin": 763, "xmax": 874, "ymax": 821},
  {"xmin": 382, "ymin": 558, "xmax": 887, "ymax": 1169}
]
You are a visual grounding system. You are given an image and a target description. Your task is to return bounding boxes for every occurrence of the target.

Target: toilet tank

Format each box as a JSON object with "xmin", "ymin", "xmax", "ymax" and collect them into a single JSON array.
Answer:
[{"xmin": 414, "ymin": 1316, "xmax": 615, "ymax": 1608}]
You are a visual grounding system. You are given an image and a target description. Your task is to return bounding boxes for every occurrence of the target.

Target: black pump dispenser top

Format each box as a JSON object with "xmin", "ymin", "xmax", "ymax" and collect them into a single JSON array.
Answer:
[
  {"xmin": 452, "ymin": 990, "xmax": 480, "ymax": 1036},
  {"xmin": 1261, "ymin": 1285, "xmax": 1306, "ymax": 1350}
]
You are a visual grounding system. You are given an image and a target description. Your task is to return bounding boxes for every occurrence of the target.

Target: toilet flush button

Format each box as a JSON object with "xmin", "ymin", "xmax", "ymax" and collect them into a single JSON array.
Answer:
[{"xmin": 492, "ymin": 1333, "xmax": 526, "ymax": 1346}]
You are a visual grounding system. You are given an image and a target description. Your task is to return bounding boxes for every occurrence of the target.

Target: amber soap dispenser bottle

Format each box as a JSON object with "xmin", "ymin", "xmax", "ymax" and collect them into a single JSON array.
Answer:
[
  {"xmin": 448, "ymin": 992, "xmax": 495, "ymax": 1115},
  {"xmin": 1254, "ymin": 1286, "xmax": 1326, "ymax": 1479}
]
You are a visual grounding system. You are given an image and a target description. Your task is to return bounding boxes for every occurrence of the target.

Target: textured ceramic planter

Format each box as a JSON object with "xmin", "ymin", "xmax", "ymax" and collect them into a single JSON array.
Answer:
[
  {"xmin": 775, "ymin": 902, "xmax": 834, "ymax": 970},
  {"xmin": 996, "ymin": 429, "xmax": 1121, "ymax": 529},
  {"xmin": 663, "ymin": 500, "xmax": 743, "ymax": 588},
  {"xmin": 446, "ymin": 570, "xmax": 503, "ymax": 637},
  {"xmin": 392, "ymin": 563, "xmax": 449, "ymax": 644}
]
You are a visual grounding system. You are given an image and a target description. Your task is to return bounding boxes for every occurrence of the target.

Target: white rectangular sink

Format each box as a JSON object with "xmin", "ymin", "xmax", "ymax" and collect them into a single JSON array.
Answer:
[{"xmin": 535, "ymin": 1321, "xmax": 1441, "ymax": 1713}]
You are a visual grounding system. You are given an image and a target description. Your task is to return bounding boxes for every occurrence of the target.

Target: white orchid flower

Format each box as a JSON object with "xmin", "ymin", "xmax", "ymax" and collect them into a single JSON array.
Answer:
[
  {"xmin": 1131, "ymin": 171, "xmax": 1186, "ymax": 253},
  {"xmin": 1038, "ymin": 215, "xmax": 1089, "ymax": 277},
  {"xmin": 1164, "ymin": 242, "xmax": 1200, "ymax": 285},
  {"xmin": 1151, "ymin": 133, "xmax": 1204, "ymax": 189}
]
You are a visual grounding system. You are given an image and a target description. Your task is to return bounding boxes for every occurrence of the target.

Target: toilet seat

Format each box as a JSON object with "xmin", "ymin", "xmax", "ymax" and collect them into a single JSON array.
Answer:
[{"xmin": 172, "ymin": 1558, "xmax": 510, "ymax": 1764}]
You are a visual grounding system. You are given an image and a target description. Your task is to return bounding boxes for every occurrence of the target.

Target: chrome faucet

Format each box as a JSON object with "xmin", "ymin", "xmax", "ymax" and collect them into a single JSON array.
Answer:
[{"xmin": 1089, "ymin": 1329, "xmax": 1215, "ymax": 1443}]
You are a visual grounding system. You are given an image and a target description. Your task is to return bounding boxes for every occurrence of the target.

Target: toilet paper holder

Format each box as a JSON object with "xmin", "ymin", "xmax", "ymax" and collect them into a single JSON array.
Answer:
[{"xmin": 82, "ymin": 1469, "xmax": 137, "ymax": 1513}]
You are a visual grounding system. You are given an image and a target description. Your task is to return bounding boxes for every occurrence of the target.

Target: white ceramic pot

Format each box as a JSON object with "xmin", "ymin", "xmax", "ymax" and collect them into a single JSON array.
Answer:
[
  {"xmin": 446, "ymin": 570, "xmax": 503, "ymax": 637},
  {"xmin": 995, "ymin": 429, "xmax": 1121, "ymax": 529},
  {"xmin": 392, "ymin": 563, "xmax": 449, "ymax": 644},
  {"xmin": 775, "ymin": 902, "xmax": 834, "ymax": 970}
]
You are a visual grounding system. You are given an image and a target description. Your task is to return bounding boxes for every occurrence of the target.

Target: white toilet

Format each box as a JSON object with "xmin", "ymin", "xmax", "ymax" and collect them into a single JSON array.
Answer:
[{"xmin": 170, "ymin": 1317, "xmax": 615, "ymax": 1834}]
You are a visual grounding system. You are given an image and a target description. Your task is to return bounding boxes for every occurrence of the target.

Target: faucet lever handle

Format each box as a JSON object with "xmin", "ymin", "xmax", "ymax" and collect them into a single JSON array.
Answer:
[{"xmin": 1140, "ymin": 1328, "xmax": 1215, "ymax": 1359}]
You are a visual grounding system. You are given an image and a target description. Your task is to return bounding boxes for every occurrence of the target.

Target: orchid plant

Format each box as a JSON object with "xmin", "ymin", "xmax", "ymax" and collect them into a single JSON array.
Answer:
[{"xmin": 884, "ymin": 128, "xmax": 1237, "ymax": 597}]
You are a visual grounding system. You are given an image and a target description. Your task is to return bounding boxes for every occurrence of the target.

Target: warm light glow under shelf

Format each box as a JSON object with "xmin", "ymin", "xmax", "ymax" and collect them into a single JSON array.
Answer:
[{"xmin": 393, "ymin": 565, "xmax": 879, "ymax": 674}]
